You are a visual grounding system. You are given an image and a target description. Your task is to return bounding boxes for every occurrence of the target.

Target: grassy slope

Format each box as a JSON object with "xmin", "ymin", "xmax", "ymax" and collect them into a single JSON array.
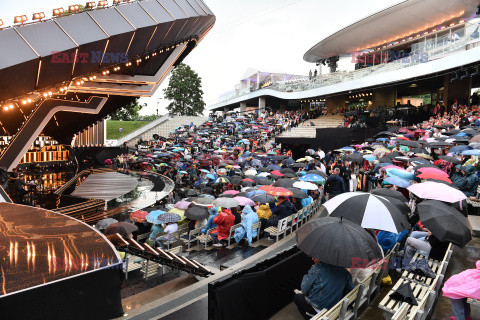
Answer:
[{"xmin": 106, "ymin": 121, "xmax": 151, "ymax": 140}]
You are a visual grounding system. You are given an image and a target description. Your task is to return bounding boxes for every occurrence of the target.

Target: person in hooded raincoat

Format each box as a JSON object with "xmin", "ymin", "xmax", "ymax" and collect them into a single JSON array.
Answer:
[
  {"xmin": 450, "ymin": 165, "xmax": 464, "ymax": 188},
  {"xmin": 256, "ymin": 204, "xmax": 272, "ymax": 219},
  {"xmin": 201, "ymin": 207, "xmax": 219, "ymax": 235},
  {"xmin": 442, "ymin": 260, "xmax": 480, "ymax": 320},
  {"xmin": 233, "ymin": 205, "xmax": 259, "ymax": 245},
  {"xmin": 211, "ymin": 208, "xmax": 235, "ymax": 247},
  {"xmin": 459, "ymin": 165, "xmax": 479, "ymax": 197}
]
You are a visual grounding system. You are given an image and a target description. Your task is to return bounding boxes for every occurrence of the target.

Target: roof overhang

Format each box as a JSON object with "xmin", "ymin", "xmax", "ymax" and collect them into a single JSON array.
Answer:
[{"xmin": 304, "ymin": 0, "xmax": 479, "ymax": 62}]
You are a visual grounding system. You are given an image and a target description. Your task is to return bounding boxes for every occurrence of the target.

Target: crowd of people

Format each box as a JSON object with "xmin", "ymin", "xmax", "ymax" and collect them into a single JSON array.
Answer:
[{"xmin": 109, "ymin": 104, "xmax": 480, "ymax": 320}]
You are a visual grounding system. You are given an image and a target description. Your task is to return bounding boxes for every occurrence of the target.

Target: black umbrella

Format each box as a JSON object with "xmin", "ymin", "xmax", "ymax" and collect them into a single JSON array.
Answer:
[
  {"xmin": 438, "ymin": 156, "xmax": 461, "ymax": 165},
  {"xmin": 258, "ymin": 167, "xmax": 270, "ymax": 172},
  {"xmin": 426, "ymin": 141, "xmax": 452, "ymax": 148},
  {"xmin": 282, "ymin": 158, "xmax": 295, "ymax": 166},
  {"xmin": 323, "ymin": 192, "xmax": 410, "ymax": 233},
  {"xmin": 345, "ymin": 153, "xmax": 364, "ymax": 164},
  {"xmin": 293, "ymin": 163, "xmax": 307, "ymax": 168},
  {"xmin": 185, "ymin": 205, "xmax": 209, "ymax": 220},
  {"xmin": 273, "ymin": 179, "xmax": 295, "ymax": 188},
  {"xmin": 397, "ymin": 140, "xmax": 420, "ymax": 148},
  {"xmin": 104, "ymin": 222, "xmax": 138, "ymax": 237},
  {"xmin": 286, "ymin": 187, "xmax": 308, "ymax": 199},
  {"xmin": 256, "ymin": 179, "xmax": 273, "ymax": 186},
  {"xmin": 251, "ymin": 193, "xmax": 276, "ymax": 203},
  {"xmin": 296, "ymin": 217, "xmax": 383, "ymax": 268},
  {"xmin": 229, "ymin": 176, "xmax": 242, "ymax": 185},
  {"xmin": 371, "ymin": 188, "xmax": 407, "ymax": 202},
  {"xmin": 241, "ymin": 180, "xmax": 254, "ymax": 187},
  {"xmin": 389, "ymin": 282, "xmax": 418, "ymax": 306},
  {"xmin": 417, "ymin": 200, "xmax": 472, "ymax": 247},
  {"xmin": 307, "ymin": 170, "xmax": 328, "ymax": 179},
  {"xmin": 284, "ymin": 173, "xmax": 297, "ymax": 178},
  {"xmin": 280, "ymin": 168, "xmax": 295, "ymax": 174}
]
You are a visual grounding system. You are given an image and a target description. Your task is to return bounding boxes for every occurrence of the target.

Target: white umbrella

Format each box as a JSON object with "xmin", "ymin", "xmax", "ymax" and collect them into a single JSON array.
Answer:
[
  {"xmin": 245, "ymin": 169, "xmax": 257, "ymax": 176},
  {"xmin": 293, "ymin": 181, "xmax": 318, "ymax": 190}
]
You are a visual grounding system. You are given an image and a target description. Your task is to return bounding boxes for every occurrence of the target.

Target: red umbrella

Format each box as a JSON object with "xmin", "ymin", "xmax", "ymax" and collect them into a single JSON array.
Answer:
[
  {"xmin": 415, "ymin": 129, "xmax": 426, "ymax": 134},
  {"xmin": 398, "ymin": 127, "xmax": 409, "ymax": 133},
  {"xmin": 396, "ymin": 136, "xmax": 409, "ymax": 140},
  {"xmin": 259, "ymin": 186, "xmax": 293, "ymax": 197},
  {"xmin": 241, "ymin": 178, "xmax": 255, "ymax": 183},
  {"xmin": 417, "ymin": 172, "xmax": 452, "ymax": 183},
  {"xmin": 417, "ymin": 167, "xmax": 449, "ymax": 177},
  {"xmin": 270, "ymin": 170, "xmax": 284, "ymax": 177},
  {"xmin": 130, "ymin": 210, "xmax": 149, "ymax": 223}
]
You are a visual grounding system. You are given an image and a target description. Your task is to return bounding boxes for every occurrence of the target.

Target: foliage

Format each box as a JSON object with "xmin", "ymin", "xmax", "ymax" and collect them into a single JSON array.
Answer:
[
  {"xmin": 109, "ymin": 98, "xmax": 146, "ymax": 121},
  {"xmin": 164, "ymin": 63, "xmax": 205, "ymax": 116},
  {"xmin": 106, "ymin": 121, "xmax": 151, "ymax": 140}
]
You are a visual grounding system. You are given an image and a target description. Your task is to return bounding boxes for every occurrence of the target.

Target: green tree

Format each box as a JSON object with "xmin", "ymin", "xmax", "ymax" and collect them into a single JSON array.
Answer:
[
  {"xmin": 164, "ymin": 63, "xmax": 205, "ymax": 116},
  {"xmin": 110, "ymin": 98, "xmax": 145, "ymax": 121}
]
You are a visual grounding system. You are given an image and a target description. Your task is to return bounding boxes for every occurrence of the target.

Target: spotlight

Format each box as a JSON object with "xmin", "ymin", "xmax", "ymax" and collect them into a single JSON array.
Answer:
[
  {"xmin": 86, "ymin": 2, "xmax": 96, "ymax": 8},
  {"xmin": 14, "ymin": 15, "xmax": 28, "ymax": 24},
  {"xmin": 0, "ymin": 19, "xmax": 3, "ymax": 27},
  {"xmin": 98, "ymin": 0, "xmax": 108, "ymax": 6},
  {"xmin": 460, "ymin": 70, "xmax": 470, "ymax": 80},
  {"xmin": 471, "ymin": 66, "xmax": 480, "ymax": 77},
  {"xmin": 32, "ymin": 12, "xmax": 45, "ymax": 20},
  {"xmin": 113, "ymin": 0, "xmax": 121, "ymax": 3},
  {"xmin": 450, "ymin": 72, "xmax": 459, "ymax": 82},
  {"xmin": 8, "ymin": 105, "xmax": 14, "ymax": 109},
  {"xmin": 68, "ymin": 5, "xmax": 80, "ymax": 13},
  {"xmin": 3, "ymin": 106, "xmax": 8, "ymax": 111},
  {"xmin": 53, "ymin": 8, "xmax": 65, "ymax": 16}
]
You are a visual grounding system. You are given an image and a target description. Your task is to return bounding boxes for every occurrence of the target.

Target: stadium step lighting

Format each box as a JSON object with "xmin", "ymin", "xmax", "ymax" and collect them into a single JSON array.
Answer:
[
  {"xmin": 32, "ymin": 12, "xmax": 46, "ymax": 21},
  {"xmin": 14, "ymin": 15, "xmax": 28, "ymax": 24},
  {"xmin": 53, "ymin": 8, "xmax": 65, "ymax": 16},
  {"xmin": 68, "ymin": 5, "xmax": 80, "ymax": 13}
]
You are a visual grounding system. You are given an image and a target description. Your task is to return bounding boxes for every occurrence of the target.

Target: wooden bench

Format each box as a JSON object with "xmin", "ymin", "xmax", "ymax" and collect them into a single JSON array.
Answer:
[
  {"xmin": 466, "ymin": 185, "xmax": 480, "ymax": 207},
  {"xmin": 312, "ymin": 284, "xmax": 363, "ymax": 320},
  {"xmin": 264, "ymin": 215, "xmax": 293, "ymax": 242},
  {"xmin": 196, "ymin": 228, "xmax": 214, "ymax": 249}
]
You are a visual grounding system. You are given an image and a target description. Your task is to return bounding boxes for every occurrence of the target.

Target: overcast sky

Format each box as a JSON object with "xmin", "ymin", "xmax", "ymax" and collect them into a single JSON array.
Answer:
[{"xmin": 2, "ymin": 0, "xmax": 402, "ymax": 115}]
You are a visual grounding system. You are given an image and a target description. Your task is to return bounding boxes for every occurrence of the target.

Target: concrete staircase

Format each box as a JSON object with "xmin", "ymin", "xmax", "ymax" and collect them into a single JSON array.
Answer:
[
  {"xmin": 279, "ymin": 115, "xmax": 344, "ymax": 138},
  {"xmin": 118, "ymin": 116, "xmax": 208, "ymax": 147}
]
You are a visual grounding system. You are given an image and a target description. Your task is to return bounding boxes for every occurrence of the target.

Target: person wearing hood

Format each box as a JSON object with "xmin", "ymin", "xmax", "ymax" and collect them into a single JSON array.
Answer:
[
  {"xmin": 211, "ymin": 208, "xmax": 235, "ymax": 247},
  {"xmin": 233, "ymin": 205, "xmax": 259, "ymax": 246},
  {"xmin": 459, "ymin": 165, "xmax": 479, "ymax": 197},
  {"xmin": 451, "ymin": 164, "xmax": 464, "ymax": 188},
  {"xmin": 266, "ymin": 196, "xmax": 297, "ymax": 227},
  {"xmin": 442, "ymin": 260, "xmax": 480, "ymax": 320},
  {"xmin": 256, "ymin": 203, "xmax": 272, "ymax": 220},
  {"xmin": 201, "ymin": 207, "xmax": 219, "ymax": 235}
]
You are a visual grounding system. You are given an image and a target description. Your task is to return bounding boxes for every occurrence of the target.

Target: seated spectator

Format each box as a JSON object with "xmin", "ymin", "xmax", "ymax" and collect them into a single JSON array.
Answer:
[
  {"xmin": 377, "ymin": 230, "xmax": 398, "ymax": 255},
  {"xmin": 459, "ymin": 165, "xmax": 479, "ymax": 197},
  {"xmin": 404, "ymin": 229, "xmax": 449, "ymax": 260},
  {"xmin": 233, "ymin": 205, "xmax": 259, "ymax": 246},
  {"xmin": 256, "ymin": 203, "xmax": 272, "ymax": 220},
  {"xmin": 148, "ymin": 223, "xmax": 163, "ymax": 246},
  {"xmin": 155, "ymin": 222, "xmax": 178, "ymax": 248},
  {"xmin": 201, "ymin": 207, "xmax": 219, "ymax": 234},
  {"xmin": 211, "ymin": 208, "xmax": 235, "ymax": 247},
  {"xmin": 442, "ymin": 260, "xmax": 480, "ymax": 320},
  {"xmin": 266, "ymin": 196, "xmax": 297, "ymax": 228},
  {"xmin": 294, "ymin": 258, "xmax": 354, "ymax": 320}
]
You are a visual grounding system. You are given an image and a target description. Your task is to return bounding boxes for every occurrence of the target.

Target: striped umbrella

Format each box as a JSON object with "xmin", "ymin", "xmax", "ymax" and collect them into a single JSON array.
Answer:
[
  {"xmin": 215, "ymin": 177, "xmax": 230, "ymax": 184},
  {"xmin": 157, "ymin": 212, "xmax": 182, "ymax": 223}
]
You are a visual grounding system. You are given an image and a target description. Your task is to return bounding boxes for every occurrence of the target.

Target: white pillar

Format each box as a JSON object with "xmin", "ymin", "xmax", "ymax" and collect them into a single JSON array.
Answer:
[
  {"xmin": 223, "ymin": 106, "xmax": 228, "ymax": 115},
  {"xmin": 240, "ymin": 102, "xmax": 247, "ymax": 114},
  {"xmin": 259, "ymin": 97, "xmax": 266, "ymax": 114},
  {"xmin": 256, "ymin": 72, "xmax": 261, "ymax": 90}
]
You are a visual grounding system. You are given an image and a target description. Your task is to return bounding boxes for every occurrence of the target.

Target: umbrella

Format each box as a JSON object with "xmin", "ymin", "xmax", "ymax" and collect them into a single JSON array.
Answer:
[
  {"xmin": 229, "ymin": 176, "xmax": 242, "ymax": 185},
  {"xmin": 273, "ymin": 178, "xmax": 296, "ymax": 188},
  {"xmin": 386, "ymin": 168, "xmax": 414, "ymax": 181},
  {"xmin": 299, "ymin": 174, "xmax": 325, "ymax": 183},
  {"xmin": 383, "ymin": 176, "xmax": 411, "ymax": 188},
  {"xmin": 461, "ymin": 149, "xmax": 480, "ymax": 156},
  {"xmin": 157, "ymin": 212, "xmax": 182, "ymax": 223},
  {"xmin": 407, "ymin": 182, "xmax": 467, "ymax": 203},
  {"xmin": 286, "ymin": 187, "xmax": 308, "ymax": 199},
  {"xmin": 233, "ymin": 196, "xmax": 255, "ymax": 206},
  {"xmin": 293, "ymin": 163, "xmax": 307, "ymax": 168},
  {"xmin": 259, "ymin": 186, "xmax": 294, "ymax": 197},
  {"xmin": 251, "ymin": 193, "xmax": 276, "ymax": 203},
  {"xmin": 270, "ymin": 170, "xmax": 284, "ymax": 177},
  {"xmin": 223, "ymin": 190, "xmax": 240, "ymax": 195},
  {"xmin": 267, "ymin": 164, "xmax": 281, "ymax": 171},
  {"xmin": 389, "ymin": 282, "xmax": 418, "ymax": 306},
  {"xmin": 215, "ymin": 177, "xmax": 230, "ymax": 184},
  {"xmin": 185, "ymin": 205, "xmax": 210, "ymax": 220},
  {"xmin": 192, "ymin": 197, "xmax": 215, "ymax": 207},
  {"xmin": 280, "ymin": 168, "xmax": 295, "ymax": 174},
  {"xmin": 146, "ymin": 210, "xmax": 167, "ymax": 224},
  {"xmin": 345, "ymin": 153, "xmax": 364, "ymax": 164},
  {"xmin": 247, "ymin": 189, "xmax": 267, "ymax": 198},
  {"xmin": 417, "ymin": 200, "xmax": 472, "ymax": 247},
  {"xmin": 438, "ymin": 156, "xmax": 461, "ymax": 165},
  {"xmin": 417, "ymin": 172, "xmax": 452, "ymax": 183},
  {"xmin": 282, "ymin": 158, "xmax": 295, "ymax": 165},
  {"xmin": 307, "ymin": 170, "xmax": 328, "ymax": 179},
  {"xmin": 293, "ymin": 181, "xmax": 318, "ymax": 190},
  {"xmin": 256, "ymin": 179, "xmax": 273, "ymax": 186},
  {"xmin": 104, "ymin": 221, "xmax": 138, "ymax": 237},
  {"xmin": 95, "ymin": 218, "xmax": 118, "ymax": 230},
  {"xmin": 296, "ymin": 217, "xmax": 383, "ymax": 268},
  {"xmin": 323, "ymin": 192, "xmax": 410, "ymax": 233},
  {"xmin": 213, "ymin": 197, "xmax": 240, "ymax": 208},
  {"xmin": 174, "ymin": 200, "xmax": 191, "ymax": 210},
  {"xmin": 130, "ymin": 210, "xmax": 149, "ymax": 223}
]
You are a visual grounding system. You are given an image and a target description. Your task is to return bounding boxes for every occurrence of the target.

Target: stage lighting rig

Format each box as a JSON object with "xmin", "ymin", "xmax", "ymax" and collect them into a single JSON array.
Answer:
[
  {"xmin": 32, "ymin": 12, "xmax": 45, "ymax": 21},
  {"xmin": 14, "ymin": 15, "xmax": 27, "ymax": 24},
  {"xmin": 68, "ymin": 5, "xmax": 80, "ymax": 13},
  {"xmin": 86, "ymin": 2, "xmax": 96, "ymax": 8},
  {"xmin": 53, "ymin": 8, "xmax": 65, "ymax": 16}
]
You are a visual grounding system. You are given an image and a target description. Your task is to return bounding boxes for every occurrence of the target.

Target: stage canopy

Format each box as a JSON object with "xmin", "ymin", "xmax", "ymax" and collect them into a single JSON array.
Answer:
[{"xmin": 71, "ymin": 172, "xmax": 139, "ymax": 201}]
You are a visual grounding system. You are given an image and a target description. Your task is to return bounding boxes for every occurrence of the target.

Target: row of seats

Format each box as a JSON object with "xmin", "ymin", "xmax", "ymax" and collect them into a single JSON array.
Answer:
[
  {"xmin": 310, "ymin": 244, "xmax": 399, "ymax": 320},
  {"xmin": 106, "ymin": 233, "xmax": 212, "ymax": 279},
  {"xmin": 386, "ymin": 243, "xmax": 453, "ymax": 320}
]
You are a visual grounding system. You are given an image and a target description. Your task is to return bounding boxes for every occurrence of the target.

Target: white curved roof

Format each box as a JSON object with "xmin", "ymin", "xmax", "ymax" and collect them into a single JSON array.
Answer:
[{"xmin": 304, "ymin": 0, "xmax": 479, "ymax": 62}]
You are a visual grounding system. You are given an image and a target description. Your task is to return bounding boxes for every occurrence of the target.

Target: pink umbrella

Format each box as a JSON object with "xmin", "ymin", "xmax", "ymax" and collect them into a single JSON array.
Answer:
[
  {"xmin": 174, "ymin": 200, "xmax": 191, "ymax": 210},
  {"xmin": 223, "ymin": 190, "xmax": 239, "ymax": 195},
  {"xmin": 417, "ymin": 167, "xmax": 449, "ymax": 177},
  {"xmin": 381, "ymin": 165, "xmax": 403, "ymax": 171},
  {"xmin": 407, "ymin": 182, "xmax": 466, "ymax": 203},
  {"xmin": 270, "ymin": 170, "xmax": 284, "ymax": 177},
  {"xmin": 233, "ymin": 196, "xmax": 255, "ymax": 207}
]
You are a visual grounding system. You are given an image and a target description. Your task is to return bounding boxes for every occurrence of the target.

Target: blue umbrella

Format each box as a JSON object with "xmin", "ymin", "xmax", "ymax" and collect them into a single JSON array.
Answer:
[
  {"xmin": 461, "ymin": 149, "xmax": 480, "ymax": 156},
  {"xmin": 267, "ymin": 164, "xmax": 281, "ymax": 171},
  {"xmin": 300, "ymin": 174, "xmax": 325, "ymax": 183},
  {"xmin": 340, "ymin": 146, "xmax": 355, "ymax": 151},
  {"xmin": 146, "ymin": 210, "xmax": 167, "ymax": 224},
  {"xmin": 386, "ymin": 168, "xmax": 414, "ymax": 180},
  {"xmin": 383, "ymin": 176, "xmax": 411, "ymax": 188},
  {"xmin": 450, "ymin": 145, "xmax": 471, "ymax": 154},
  {"xmin": 206, "ymin": 174, "xmax": 216, "ymax": 180},
  {"xmin": 247, "ymin": 189, "xmax": 267, "ymax": 198}
]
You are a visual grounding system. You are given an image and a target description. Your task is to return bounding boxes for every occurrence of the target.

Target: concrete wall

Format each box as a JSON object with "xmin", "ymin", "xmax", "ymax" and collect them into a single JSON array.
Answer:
[
  {"xmin": 373, "ymin": 87, "xmax": 396, "ymax": 109},
  {"xmin": 444, "ymin": 74, "xmax": 472, "ymax": 107},
  {"xmin": 326, "ymin": 95, "xmax": 346, "ymax": 114}
]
